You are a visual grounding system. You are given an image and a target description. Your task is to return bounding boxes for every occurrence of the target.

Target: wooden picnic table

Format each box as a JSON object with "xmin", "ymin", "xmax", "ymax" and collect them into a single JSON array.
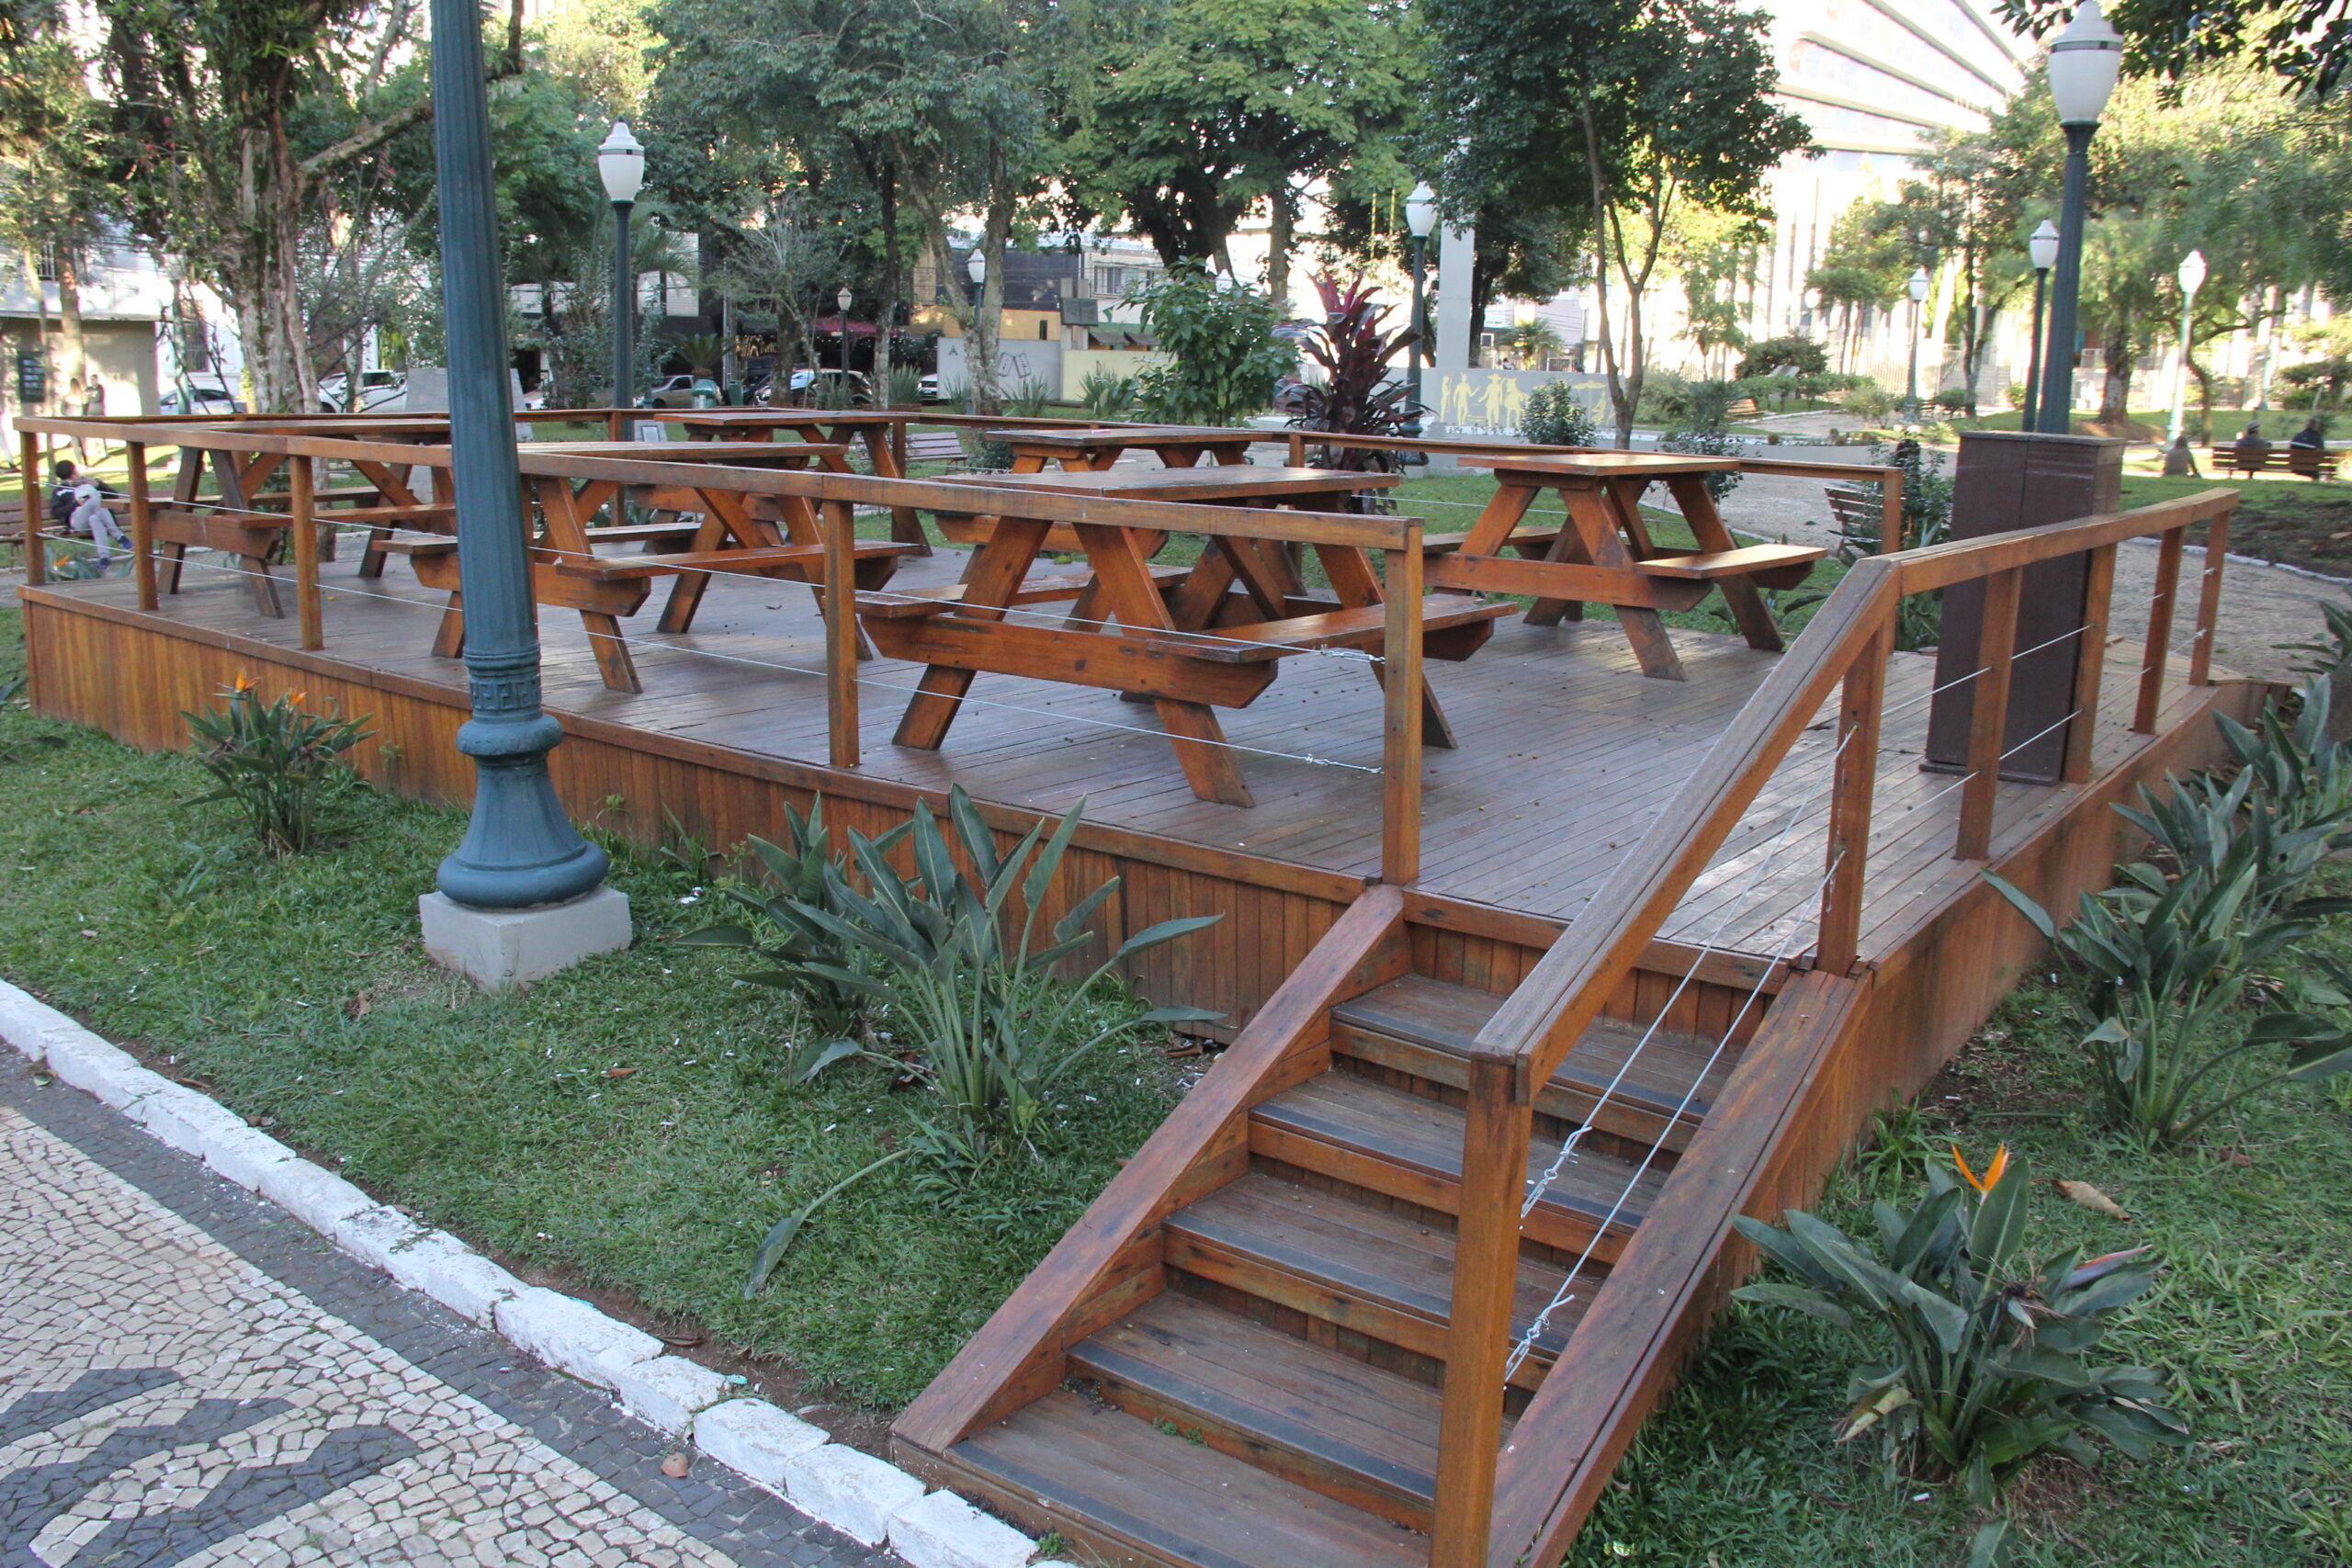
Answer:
[
  {"xmin": 858, "ymin": 464, "xmax": 1509, "ymax": 806},
  {"xmin": 148, "ymin": 419, "xmax": 458, "ymax": 615},
  {"xmin": 929, "ymin": 461, "xmax": 1393, "ymax": 558},
  {"xmin": 389, "ymin": 440, "xmax": 914, "ymax": 693},
  {"xmin": 986, "ymin": 423, "xmax": 1263, "ymax": 473},
  {"xmin": 647, "ymin": 409, "xmax": 930, "ymax": 548},
  {"xmin": 1428, "ymin": 452, "xmax": 1826, "ymax": 682}
]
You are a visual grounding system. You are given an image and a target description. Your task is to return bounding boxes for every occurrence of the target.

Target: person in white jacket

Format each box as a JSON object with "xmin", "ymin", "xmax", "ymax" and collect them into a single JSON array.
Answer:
[{"xmin": 69, "ymin": 477, "xmax": 125, "ymax": 568}]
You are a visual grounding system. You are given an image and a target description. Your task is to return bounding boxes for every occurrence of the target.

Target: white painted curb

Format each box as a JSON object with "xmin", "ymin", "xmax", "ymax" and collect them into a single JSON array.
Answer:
[{"xmin": 0, "ymin": 978, "xmax": 1048, "ymax": 1565}]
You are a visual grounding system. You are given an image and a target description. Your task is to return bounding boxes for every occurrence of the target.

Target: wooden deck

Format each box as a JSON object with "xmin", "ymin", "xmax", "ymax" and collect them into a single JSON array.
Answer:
[{"xmin": 17, "ymin": 539, "xmax": 2223, "ymax": 967}]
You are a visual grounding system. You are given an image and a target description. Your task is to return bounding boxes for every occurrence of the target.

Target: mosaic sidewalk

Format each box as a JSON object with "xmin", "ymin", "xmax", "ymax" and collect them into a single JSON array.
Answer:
[{"xmin": 0, "ymin": 1055, "xmax": 892, "ymax": 1568}]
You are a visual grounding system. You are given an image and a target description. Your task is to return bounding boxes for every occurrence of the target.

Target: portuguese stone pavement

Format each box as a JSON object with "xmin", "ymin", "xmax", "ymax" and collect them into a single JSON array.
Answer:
[{"xmin": 0, "ymin": 1055, "xmax": 891, "ymax": 1568}]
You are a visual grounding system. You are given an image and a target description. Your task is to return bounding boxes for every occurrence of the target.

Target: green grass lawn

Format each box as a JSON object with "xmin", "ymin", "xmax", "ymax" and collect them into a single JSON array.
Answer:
[
  {"xmin": 0, "ymin": 606, "xmax": 1189, "ymax": 1425},
  {"xmin": 2118, "ymin": 473, "xmax": 2352, "ymax": 577},
  {"xmin": 4, "ymin": 603, "xmax": 2349, "ymax": 1558}
]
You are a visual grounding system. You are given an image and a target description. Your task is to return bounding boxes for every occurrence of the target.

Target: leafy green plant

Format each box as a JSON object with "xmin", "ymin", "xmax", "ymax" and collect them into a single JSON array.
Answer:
[
  {"xmin": 1520, "ymin": 381, "xmax": 1599, "ymax": 448},
  {"xmin": 183, "ymin": 675, "xmax": 370, "ymax": 853},
  {"xmin": 1007, "ymin": 376, "xmax": 1057, "ymax": 418},
  {"xmin": 1078, "ymin": 367, "xmax": 1137, "ymax": 422},
  {"xmin": 1988, "ymin": 818, "xmax": 2352, "ymax": 1146},
  {"xmin": 1130, "ymin": 262, "xmax": 1295, "ymax": 425},
  {"xmin": 1734, "ymin": 1145, "xmax": 2188, "ymax": 1504},
  {"xmin": 1278, "ymin": 271, "xmax": 1419, "ymax": 468},
  {"xmin": 677, "ymin": 796, "xmax": 897, "ymax": 1047},
  {"xmin": 1737, "ymin": 333, "xmax": 1830, "ymax": 379},
  {"xmin": 885, "ymin": 364, "xmax": 925, "ymax": 407},
  {"xmin": 718, "ymin": 787, "xmax": 1222, "ymax": 1291}
]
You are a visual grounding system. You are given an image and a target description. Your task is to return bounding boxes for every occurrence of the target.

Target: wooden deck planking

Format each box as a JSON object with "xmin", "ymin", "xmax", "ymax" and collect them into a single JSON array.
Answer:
[{"xmin": 28, "ymin": 546, "xmax": 2231, "ymax": 965}]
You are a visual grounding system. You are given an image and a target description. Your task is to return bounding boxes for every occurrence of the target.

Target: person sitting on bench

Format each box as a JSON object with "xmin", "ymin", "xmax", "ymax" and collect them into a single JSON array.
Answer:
[
  {"xmin": 2232, "ymin": 420, "xmax": 2272, "ymax": 473},
  {"xmin": 2289, "ymin": 418, "xmax": 2328, "ymax": 479},
  {"xmin": 2162, "ymin": 434, "xmax": 2199, "ymax": 477}
]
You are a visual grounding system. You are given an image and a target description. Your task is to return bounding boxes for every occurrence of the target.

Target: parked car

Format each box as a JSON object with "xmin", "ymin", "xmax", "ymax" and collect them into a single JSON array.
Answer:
[
  {"xmin": 642, "ymin": 374, "xmax": 699, "ymax": 409},
  {"xmin": 920, "ymin": 372, "xmax": 944, "ymax": 403},
  {"xmin": 319, "ymin": 368, "xmax": 403, "ymax": 413},
  {"xmin": 158, "ymin": 381, "xmax": 243, "ymax": 416}
]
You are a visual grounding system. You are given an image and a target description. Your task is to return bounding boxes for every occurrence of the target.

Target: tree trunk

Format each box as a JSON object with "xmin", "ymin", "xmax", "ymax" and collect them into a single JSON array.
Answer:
[
  {"xmin": 2098, "ymin": 307, "xmax": 2132, "ymax": 425},
  {"xmin": 1577, "ymin": 101, "xmax": 1634, "ymax": 446},
  {"xmin": 969, "ymin": 142, "xmax": 1015, "ymax": 415},
  {"xmin": 1265, "ymin": 183, "xmax": 1294, "ymax": 310}
]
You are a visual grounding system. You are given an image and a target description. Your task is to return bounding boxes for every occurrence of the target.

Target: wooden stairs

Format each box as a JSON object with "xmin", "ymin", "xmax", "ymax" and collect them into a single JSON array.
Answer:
[{"xmin": 892, "ymin": 890, "xmax": 1826, "ymax": 1568}]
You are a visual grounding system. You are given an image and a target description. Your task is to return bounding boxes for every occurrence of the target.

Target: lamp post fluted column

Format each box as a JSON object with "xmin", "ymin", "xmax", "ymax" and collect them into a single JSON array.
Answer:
[
  {"xmin": 2022, "ymin": 220, "xmax": 2058, "ymax": 431},
  {"xmin": 599, "ymin": 122, "xmax": 645, "ymax": 416},
  {"xmin": 429, "ymin": 0, "xmax": 607, "ymax": 910},
  {"xmin": 1405, "ymin": 181, "xmax": 1436, "ymax": 439}
]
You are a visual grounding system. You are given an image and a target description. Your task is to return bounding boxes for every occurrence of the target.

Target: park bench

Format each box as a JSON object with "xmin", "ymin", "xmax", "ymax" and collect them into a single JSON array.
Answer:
[
  {"xmin": 905, "ymin": 430, "xmax": 967, "ymax": 465},
  {"xmin": 2211, "ymin": 443, "xmax": 2339, "ymax": 479},
  {"xmin": 1826, "ymin": 480, "xmax": 1890, "ymax": 541}
]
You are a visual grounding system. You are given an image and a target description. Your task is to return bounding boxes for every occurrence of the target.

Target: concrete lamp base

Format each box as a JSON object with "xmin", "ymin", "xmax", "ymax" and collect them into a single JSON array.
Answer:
[{"xmin": 419, "ymin": 887, "xmax": 633, "ymax": 990}]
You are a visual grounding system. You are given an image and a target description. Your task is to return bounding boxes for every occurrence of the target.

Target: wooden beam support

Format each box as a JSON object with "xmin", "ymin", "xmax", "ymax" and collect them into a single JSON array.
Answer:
[
  {"xmin": 823, "ymin": 497, "xmax": 859, "ymax": 769},
  {"xmin": 19, "ymin": 426, "xmax": 41, "ymax": 587},
  {"xmin": 127, "ymin": 441, "xmax": 158, "ymax": 611},
  {"xmin": 2188, "ymin": 506, "xmax": 2229, "ymax": 687},
  {"xmin": 2061, "ymin": 543, "xmax": 2116, "ymax": 784},
  {"xmin": 1956, "ymin": 567, "xmax": 2022, "ymax": 862},
  {"xmin": 1817, "ymin": 618, "xmax": 1890, "ymax": 973},
  {"xmin": 1429, "ymin": 1056, "xmax": 1532, "ymax": 1568},
  {"xmin": 291, "ymin": 455, "xmax": 322, "ymax": 650},
  {"xmin": 2135, "ymin": 525, "xmax": 2185, "ymax": 734},
  {"xmin": 1382, "ymin": 535, "xmax": 1424, "ymax": 886}
]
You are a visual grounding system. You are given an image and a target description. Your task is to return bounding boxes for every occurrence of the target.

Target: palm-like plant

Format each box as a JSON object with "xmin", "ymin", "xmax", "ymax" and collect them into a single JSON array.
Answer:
[
  {"xmin": 1735, "ymin": 1147, "xmax": 2188, "ymax": 1504},
  {"xmin": 1280, "ymin": 271, "xmax": 1419, "ymax": 472}
]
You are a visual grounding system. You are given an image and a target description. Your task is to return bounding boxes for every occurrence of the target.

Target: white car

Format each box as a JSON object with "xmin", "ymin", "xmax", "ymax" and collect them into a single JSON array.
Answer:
[
  {"xmin": 319, "ymin": 368, "xmax": 403, "ymax": 413},
  {"xmin": 159, "ymin": 382, "xmax": 243, "ymax": 416}
]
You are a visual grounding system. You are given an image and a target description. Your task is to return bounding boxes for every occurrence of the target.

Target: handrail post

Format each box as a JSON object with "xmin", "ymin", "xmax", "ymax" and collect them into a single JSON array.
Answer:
[
  {"xmin": 1955, "ymin": 566, "xmax": 2022, "ymax": 861},
  {"xmin": 1288, "ymin": 432, "xmax": 1306, "ymax": 466},
  {"xmin": 2060, "ymin": 543, "xmax": 2116, "ymax": 784},
  {"xmin": 19, "ymin": 426, "xmax": 42, "ymax": 587},
  {"xmin": 1817, "ymin": 617, "xmax": 1889, "ymax": 973},
  {"xmin": 127, "ymin": 440, "xmax": 158, "ymax": 611},
  {"xmin": 2135, "ymin": 525, "xmax": 2185, "ymax": 732},
  {"xmin": 1381, "ymin": 526, "xmax": 1423, "ymax": 886},
  {"xmin": 1430, "ymin": 1058, "xmax": 1531, "ymax": 1568},
  {"xmin": 823, "ymin": 497, "xmax": 859, "ymax": 769},
  {"xmin": 291, "ymin": 454, "xmax": 323, "ymax": 649},
  {"xmin": 2187, "ymin": 503, "xmax": 2229, "ymax": 687}
]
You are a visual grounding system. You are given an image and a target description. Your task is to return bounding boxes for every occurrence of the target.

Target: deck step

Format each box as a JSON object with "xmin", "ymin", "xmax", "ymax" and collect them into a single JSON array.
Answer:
[
  {"xmin": 1162, "ymin": 1171, "xmax": 1590, "ymax": 1392},
  {"xmin": 950, "ymin": 1389, "xmax": 1428, "ymax": 1568},
  {"xmin": 1071, "ymin": 1292, "xmax": 1507, "ymax": 1529},
  {"xmin": 1329, "ymin": 974, "xmax": 1743, "ymax": 1152},
  {"xmin": 1250, "ymin": 1072, "xmax": 1666, "ymax": 1261}
]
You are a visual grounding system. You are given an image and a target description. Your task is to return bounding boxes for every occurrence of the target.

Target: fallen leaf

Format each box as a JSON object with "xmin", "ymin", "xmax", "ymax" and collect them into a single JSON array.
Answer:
[
  {"xmin": 2217, "ymin": 1147, "xmax": 2255, "ymax": 1168},
  {"xmin": 344, "ymin": 994, "xmax": 371, "ymax": 1020},
  {"xmin": 2055, "ymin": 1179, "xmax": 2130, "ymax": 1221},
  {"xmin": 605, "ymin": 1066, "xmax": 638, "ymax": 1079},
  {"xmin": 79, "ymin": 930, "xmax": 97, "ymax": 939},
  {"xmin": 660, "ymin": 1450, "xmax": 691, "ymax": 1479}
]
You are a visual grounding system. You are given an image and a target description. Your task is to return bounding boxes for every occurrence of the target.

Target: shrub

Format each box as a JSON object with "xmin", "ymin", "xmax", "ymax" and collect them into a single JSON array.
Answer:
[
  {"xmin": 1520, "ymin": 382, "xmax": 1598, "ymax": 448},
  {"xmin": 1278, "ymin": 271, "xmax": 1419, "ymax": 471},
  {"xmin": 1734, "ymin": 1145, "xmax": 2188, "ymax": 1504},
  {"xmin": 1934, "ymin": 388, "xmax": 1971, "ymax": 413},
  {"xmin": 1842, "ymin": 379, "xmax": 1896, "ymax": 421},
  {"xmin": 1007, "ymin": 376, "xmax": 1056, "ymax": 418},
  {"xmin": 704, "ymin": 787, "xmax": 1224, "ymax": 1289},
  {"xmin": 1131, "ymin": 263, "xmax": 1296, "ymax": 425},
  {"xmin": 885, "ymin": 364, "xmax": 925, "ymax": 407},
  {"xmin": 1988, "ymin": 686, "xmax": 2352, "ymax": 1148},
  {"xmin": 2005, "ymin": 381, "xmax": 2030, "ymax": 410},
  {"xmin": 184, "ymin": 675, "xmax": 370, "ymax": 854},
  {"xmin": 1079, "ymin": 368, "xmax": 1138, "ymax": 422},
  {"xmin": 1736, "ymin": 333, "xmax": 1830, "ymax": 380},
  {"xmin": 677, "ymin": 797, "xmax": 890, "ymax": 1047}
]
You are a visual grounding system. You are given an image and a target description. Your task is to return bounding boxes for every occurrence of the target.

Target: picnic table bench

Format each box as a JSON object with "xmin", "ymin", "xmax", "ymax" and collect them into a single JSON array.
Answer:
[
  {"xmin": 860, "ymin": 464, "xmax": 1507, "ymax": 804},
  {"xmin": 1429, "ymin": 452, "xmax": 1826, "ymax": 681}
]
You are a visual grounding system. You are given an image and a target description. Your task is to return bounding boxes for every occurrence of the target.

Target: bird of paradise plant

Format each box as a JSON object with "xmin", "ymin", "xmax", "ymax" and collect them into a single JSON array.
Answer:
[{"xmin": 1734, "ymin": 1145, "xmax": 2187, "ymax": 1505}]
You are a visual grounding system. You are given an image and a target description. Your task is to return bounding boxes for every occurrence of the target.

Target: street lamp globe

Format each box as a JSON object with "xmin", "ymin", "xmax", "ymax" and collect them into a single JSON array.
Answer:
[
  {"xmin": 1405, "ymin": 182, "xmax": 1437, "ymax": 240},
  {"xmin": 967, "ymin": 252, "xmax": 987, "ymax": 285},
  {"xmin": 2028, "ymin": 220, "xmax": 2061, "ymax": 271},
  {"xmin": 597, "ymin": 121, "xmax": 645, "ymax": 203},
  {"xmin": 1907, "ymin": 266, "xmax": 1930, "ymax": 304},
  {"xmin": 837, "ymin": 287, "xmax": 854, "ymax": 313},
  {"xmin": 2046, "ymin": 0, "xmax": 2123, "ymax": 126},
  {"xmin": 2177, "ymin": 248, "xmax": 2207, "ymax": 296}
]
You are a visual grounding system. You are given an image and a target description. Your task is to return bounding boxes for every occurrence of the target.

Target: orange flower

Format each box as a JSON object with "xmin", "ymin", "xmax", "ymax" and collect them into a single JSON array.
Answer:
[
  {"xmin": 289, "ymin": 690, "xmax": 307, "ymax": 705},
  {"xmin": 232, "ymin": 671, "xmax": 256, "ymax": 694},
  {"xmin": 1952, "ymin": 1143, "xmax": 2011, "ymax": 1194}
]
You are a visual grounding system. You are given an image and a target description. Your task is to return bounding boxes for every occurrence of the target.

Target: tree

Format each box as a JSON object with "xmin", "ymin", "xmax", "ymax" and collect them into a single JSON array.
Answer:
[
  {"xmin": 1425, "ymin": 0, "xmax": 1809, "ymax": 444},
  {"xmin": 1130, "ymin": 263, "xmax": 1295, "ymax": 423},
  {"xmin": 1053, "ymin": 0, "xmax": 1417, "ymax": 276},
  {"xmin": 0, "ymin": 14, "xmax": 117, "ymax": 401},
  {"xmin": 2000, "ymin": 0, "xmax": 2352, "ymax": 100},
  {"xmin": 92, "ymin": 0, "xmax": 532, "ymax": 410}
]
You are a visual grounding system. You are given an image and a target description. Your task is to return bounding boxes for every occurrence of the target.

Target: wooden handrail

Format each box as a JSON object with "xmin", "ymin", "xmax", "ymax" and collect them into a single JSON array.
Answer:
[{"xmin": 1433, "ymin": 483, "xmax": 2242, "ymax": 1568}]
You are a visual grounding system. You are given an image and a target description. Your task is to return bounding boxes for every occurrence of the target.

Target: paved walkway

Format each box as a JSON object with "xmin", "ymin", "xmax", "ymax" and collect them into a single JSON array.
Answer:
[{"xmin": 0, "ymin": 1055, "xmax": 890, "ymax": 1568}]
